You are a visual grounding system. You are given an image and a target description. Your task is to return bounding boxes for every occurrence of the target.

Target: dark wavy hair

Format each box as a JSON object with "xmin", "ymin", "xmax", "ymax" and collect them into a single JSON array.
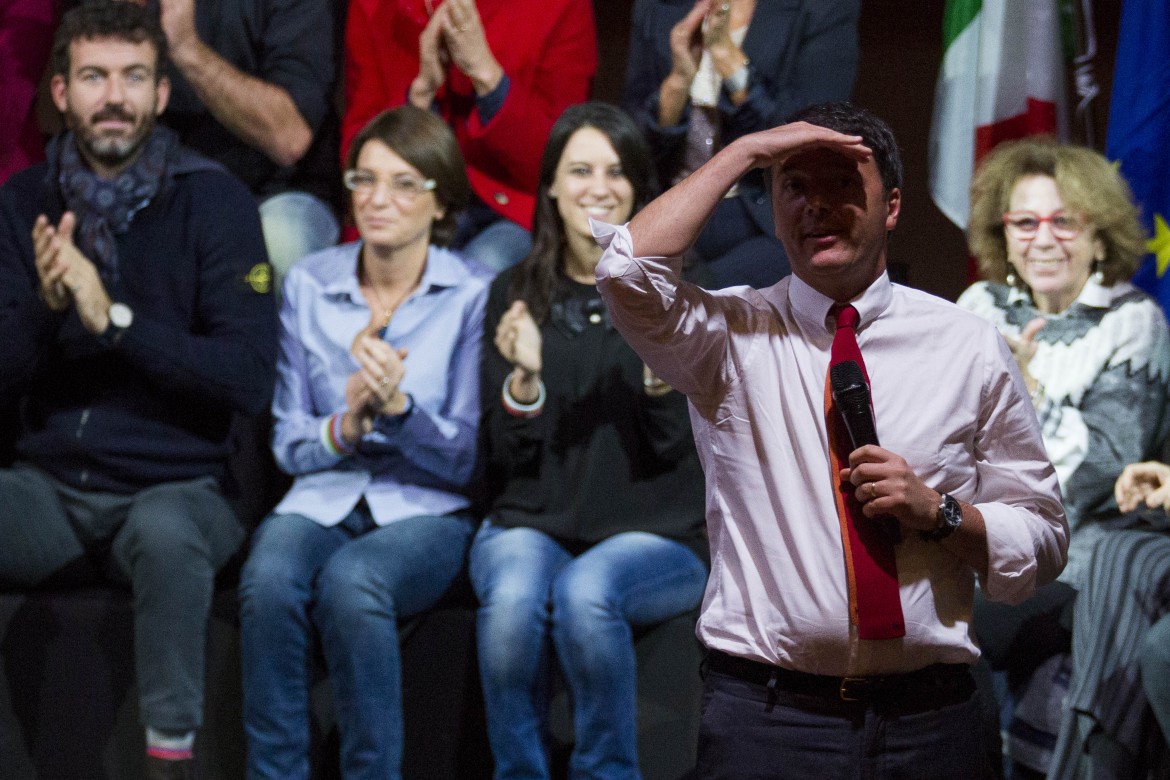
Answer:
[
  {"xmin": 786, "ymin": 101, "xmax": 903, "ymax": 193},
  {"xmin": 52, "ymin": 1, "xmax": 169, "ymax": 81},
  {"xmin": 507, "ymin": 102, "xmax": 657, "ymax": 323},
  {"xmin": 345, "ymin": 106, "xmax": 471, "ymax": 247}
]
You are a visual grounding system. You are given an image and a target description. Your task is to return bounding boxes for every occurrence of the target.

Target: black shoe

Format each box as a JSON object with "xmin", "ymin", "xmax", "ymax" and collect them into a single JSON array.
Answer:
[{"xmin": 144, "ymin": 755, "xmax": 193, "ymax": 780}]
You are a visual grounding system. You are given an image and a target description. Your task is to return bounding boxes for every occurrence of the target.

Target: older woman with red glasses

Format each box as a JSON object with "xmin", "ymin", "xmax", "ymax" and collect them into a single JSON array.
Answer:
[{"xmin": 957, "ymin": 137, "xmax": 1170, "ymax": 778}]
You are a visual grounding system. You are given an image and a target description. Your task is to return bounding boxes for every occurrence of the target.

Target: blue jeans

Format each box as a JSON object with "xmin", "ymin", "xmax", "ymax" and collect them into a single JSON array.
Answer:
[
  {"xmin": 258, "ymin": 191, "xmax": 340, "ymax": 290},
  {"xmin": 469, "ymin": 522, "xmax": 708, "ymax": 780},
  {"xmin": 456, "ymin": 214, "xmax": 532, "ymax": 273},
  {"xmin": 239, "ymin": 507, "xmax": 473, "ymax": 780}
]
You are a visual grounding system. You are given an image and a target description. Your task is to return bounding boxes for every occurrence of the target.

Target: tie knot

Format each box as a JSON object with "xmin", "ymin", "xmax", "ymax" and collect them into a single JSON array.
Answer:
[{"xmin": 832, "ymin": 304, "xmax": 859, "ymax": 332}]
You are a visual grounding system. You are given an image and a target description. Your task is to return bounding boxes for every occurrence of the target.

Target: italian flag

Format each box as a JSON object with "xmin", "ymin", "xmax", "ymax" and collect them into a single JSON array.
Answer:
[{"xmin": 929, "ymin": 0, "xmax": 1068, "ymax": 229}]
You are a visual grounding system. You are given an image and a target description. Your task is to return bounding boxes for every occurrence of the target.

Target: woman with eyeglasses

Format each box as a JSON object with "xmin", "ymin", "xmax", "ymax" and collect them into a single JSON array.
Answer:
[
  {"xmin": 472, "ymin": 102, "xmax": 708, "ymax": 779},
  {"xmin": 956, "ymin": 137, "xmax": 1170, "ymax": 778},
  {"xmin": 238, "ymin": 105, "xmax": 492, "ymax": 779}
]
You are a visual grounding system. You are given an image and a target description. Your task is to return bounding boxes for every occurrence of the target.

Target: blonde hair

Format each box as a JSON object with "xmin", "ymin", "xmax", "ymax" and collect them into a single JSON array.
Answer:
[{"xmin": 967, "ymin": 137, "xmax": 1147, "ymax": 286}]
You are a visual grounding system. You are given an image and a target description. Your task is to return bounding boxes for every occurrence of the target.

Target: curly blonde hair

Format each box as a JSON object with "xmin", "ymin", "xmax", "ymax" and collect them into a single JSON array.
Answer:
[{"xmin": 967, "ymin": 137, "xmax": 1147, "ymax": 286}]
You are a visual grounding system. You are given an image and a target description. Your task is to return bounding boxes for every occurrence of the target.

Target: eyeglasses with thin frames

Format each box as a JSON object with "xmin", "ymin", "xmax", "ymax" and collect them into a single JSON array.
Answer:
[
  {"xmin": 344, "ymin": 169, "xmax": 437, "ymax": 202},
  {"xmin": 1002, "ymin": 210, "xmax": 1086, "ymax": 241}
]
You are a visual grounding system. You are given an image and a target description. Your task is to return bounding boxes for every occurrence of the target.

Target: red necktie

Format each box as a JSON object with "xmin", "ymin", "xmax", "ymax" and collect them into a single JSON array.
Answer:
[{"xmin": 825, "ymin": 304, "xmax": 905, "ymax": 640}]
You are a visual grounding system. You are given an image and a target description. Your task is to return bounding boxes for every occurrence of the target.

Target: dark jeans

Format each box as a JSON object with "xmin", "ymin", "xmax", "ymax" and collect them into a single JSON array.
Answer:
[
  {"xmin": 0, "ymin": 464, "xmax": 244, "ymax": 732},
  {"xmin": 691, "ymin": 664, "xmax": 992, "ymax": 780}
]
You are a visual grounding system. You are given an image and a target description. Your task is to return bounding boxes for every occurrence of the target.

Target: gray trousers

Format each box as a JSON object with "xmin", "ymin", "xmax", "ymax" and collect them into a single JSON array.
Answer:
[{"xmin": 0, "ymin": 464, "xmax": 244, "ymax": 732}]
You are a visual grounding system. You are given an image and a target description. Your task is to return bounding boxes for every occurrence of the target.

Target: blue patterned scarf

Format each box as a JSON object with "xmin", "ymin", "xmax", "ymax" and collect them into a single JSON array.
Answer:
[{"xmin": 47, "ymin": 125, "xmax": 179, "ymax": 285}]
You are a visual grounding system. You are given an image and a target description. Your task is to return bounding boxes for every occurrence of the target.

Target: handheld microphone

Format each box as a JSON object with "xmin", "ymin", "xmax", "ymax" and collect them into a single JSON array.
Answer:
[
  {"xmin": 830, "ymin": 360, "xmax": 879, "ymax": 450},
  {"xmin": 831, "ymin": 359, "xmax": 899, "ymax": 541}
]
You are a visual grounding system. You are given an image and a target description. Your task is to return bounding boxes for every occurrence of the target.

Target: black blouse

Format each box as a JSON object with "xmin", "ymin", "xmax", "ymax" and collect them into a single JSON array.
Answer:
[{"xmin": 479, "ymin": 269, "xmax": 707, "ymax": 560}]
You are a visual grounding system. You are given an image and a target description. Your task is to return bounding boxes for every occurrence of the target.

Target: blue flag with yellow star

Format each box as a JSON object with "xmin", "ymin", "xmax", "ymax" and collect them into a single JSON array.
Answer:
[{"xmin": 1107, "ymin": 0, "xmax": 1170, "ymax": 312}]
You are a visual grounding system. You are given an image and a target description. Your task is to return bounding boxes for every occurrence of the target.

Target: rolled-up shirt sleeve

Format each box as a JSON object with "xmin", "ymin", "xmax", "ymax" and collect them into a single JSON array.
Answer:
[{"xmin": 594, "ymin": 220, "xmax": 735, "ymax": 399}]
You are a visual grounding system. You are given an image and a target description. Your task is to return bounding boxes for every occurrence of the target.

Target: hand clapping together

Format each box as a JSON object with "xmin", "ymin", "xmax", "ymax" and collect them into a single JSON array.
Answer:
[
  {"xmin": 32, "ymin": 211, "xmax": 113, "ymax": 333},
  {"xmin": 342, "ymin": 321, "xmax": 410, "ymax": 444},
  {"xmin": 409, "ymin": 0, "xmax": 505, "ymax": 109}
]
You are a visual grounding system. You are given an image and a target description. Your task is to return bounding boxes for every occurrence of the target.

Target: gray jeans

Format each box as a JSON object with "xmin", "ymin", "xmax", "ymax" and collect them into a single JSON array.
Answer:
[{"xmin": 0, "ymin": 464, "xmax": 244, "ymax": 732}]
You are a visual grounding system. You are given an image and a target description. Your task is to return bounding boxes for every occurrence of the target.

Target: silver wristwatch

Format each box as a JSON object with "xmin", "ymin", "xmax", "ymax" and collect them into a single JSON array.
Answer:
[{"xmin": 922, "ymin": 493, "xmax": 962, "ymax": 542}]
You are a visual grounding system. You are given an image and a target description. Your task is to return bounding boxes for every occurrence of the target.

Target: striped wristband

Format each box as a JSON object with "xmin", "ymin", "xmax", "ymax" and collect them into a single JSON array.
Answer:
[
  {"xmin": 321, "ymin": 413, "xmax": 355, "ymax": 456},
  {"xmin": 502, "ymin": 371, "xmax": 546, "ymax": 418}
]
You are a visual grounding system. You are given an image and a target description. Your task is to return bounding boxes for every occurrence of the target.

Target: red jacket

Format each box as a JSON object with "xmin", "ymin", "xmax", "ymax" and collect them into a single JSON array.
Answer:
[{"xmin": 343, "ymin": 0, "xmax": 596, "ymax": 229}]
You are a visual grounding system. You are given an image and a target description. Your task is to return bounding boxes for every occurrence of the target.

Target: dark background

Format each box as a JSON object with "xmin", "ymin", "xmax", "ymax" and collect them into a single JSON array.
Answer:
[{"xmin": 589, "ymin": 0, "xmax": 1125, "ymax": 301}]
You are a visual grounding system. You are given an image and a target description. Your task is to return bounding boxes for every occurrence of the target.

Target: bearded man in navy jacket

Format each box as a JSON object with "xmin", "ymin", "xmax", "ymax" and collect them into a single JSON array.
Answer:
[{"xmin": 0, "ymin": 3, "xmax": 275, "ymax": 778}]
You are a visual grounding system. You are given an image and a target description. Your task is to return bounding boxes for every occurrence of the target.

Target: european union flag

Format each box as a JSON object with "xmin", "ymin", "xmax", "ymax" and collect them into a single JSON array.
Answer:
[{"xmin": 1107, "ymin": 0, "xmax": 1170, "ymax": 312}]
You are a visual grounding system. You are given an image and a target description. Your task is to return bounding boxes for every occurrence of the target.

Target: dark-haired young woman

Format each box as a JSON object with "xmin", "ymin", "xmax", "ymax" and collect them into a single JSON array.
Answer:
[{"xmin": 472, "ymin": 102, "xmax": 709, "ymax": 779}]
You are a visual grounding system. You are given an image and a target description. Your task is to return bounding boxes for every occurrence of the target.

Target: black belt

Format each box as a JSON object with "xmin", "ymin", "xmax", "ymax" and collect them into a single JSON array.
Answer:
[{"xmin": 706, "ymin": 650, "xmax": 974, "ymax": 713}]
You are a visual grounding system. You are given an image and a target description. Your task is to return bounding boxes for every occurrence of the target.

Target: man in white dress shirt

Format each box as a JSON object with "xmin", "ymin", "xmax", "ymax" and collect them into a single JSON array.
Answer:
[{"xmin": 594, "ymin": 102, "xmax": 1067, "ymax": 778}]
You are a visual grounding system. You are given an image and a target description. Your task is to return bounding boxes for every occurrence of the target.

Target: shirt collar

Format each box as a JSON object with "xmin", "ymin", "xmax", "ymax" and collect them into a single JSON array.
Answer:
[
  {"xmin": 1070, "ymin": 275, "xmax": 1114, "ymax": 309},
  {"xmin": 321, "ymin": 243, "xmax": 465, "ymax": 304},
  {"xmin": 788, "ymin": 271, "xmax": 894, "ymax": 336},
  {"xmin": 1005, "ymin": 275, "xmax": 1118, "ymax": 312}
]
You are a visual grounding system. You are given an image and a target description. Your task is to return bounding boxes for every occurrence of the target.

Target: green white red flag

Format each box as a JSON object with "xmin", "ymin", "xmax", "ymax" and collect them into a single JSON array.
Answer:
[{"xmin": 929, "ymin": 0, "xmax": 1068, "ymax": 229}]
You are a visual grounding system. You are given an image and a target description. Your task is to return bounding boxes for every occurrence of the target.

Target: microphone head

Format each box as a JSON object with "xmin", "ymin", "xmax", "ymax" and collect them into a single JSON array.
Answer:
[
  {"xmin": 830, "ymin": 360, "xmax": 866, "ymax": 397},
  {"xmin": 830, "ymin": 359, "xmax": 879, "ymax": 448}
]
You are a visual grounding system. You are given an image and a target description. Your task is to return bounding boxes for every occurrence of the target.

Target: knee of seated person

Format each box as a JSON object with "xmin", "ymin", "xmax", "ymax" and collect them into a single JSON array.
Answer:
[
  {"xmin": 239, "ymin": 544, "xmax": 306, "ymax": 607},
  {"xmin": 315, "ymin": 552, "xmax": 389, "ymax": 617},
  {"xmin": 477, "ymin": 565, "xmax": 555, "ymax": 614},
  {"xmin": 550, "ymin": 567, "xmax": 617, "ymax": 626},
  {"xmin": 460, "ymin": 219, "xmax": 532, "ymax": 273},
  {"xmin": 120, "ymin": 511, "xmax": 213, "ymax": 568},
  {"xmin": 131, "ymin": 477, "xmax": 240, "ymax": 536},
  {"xmin": 259, "ymin": 190, "xmax": 340, "ymax": 286}
]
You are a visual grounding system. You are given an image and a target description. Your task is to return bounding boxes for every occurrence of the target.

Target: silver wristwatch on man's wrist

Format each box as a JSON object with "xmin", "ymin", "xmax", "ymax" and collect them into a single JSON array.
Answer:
[
  {"xmin": 922, "ymin": 492, "xmax": 962, "ymax": 542},
  {"xmin": 101, "ymin": 301, "xmax": 134, "ymax": 346}
]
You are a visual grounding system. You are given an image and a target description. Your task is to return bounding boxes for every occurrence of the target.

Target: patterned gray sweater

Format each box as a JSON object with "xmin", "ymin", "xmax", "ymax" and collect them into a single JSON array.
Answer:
[{"xmin": 959, "ymin": 279, "xmax": 1170, "ymax": 585}]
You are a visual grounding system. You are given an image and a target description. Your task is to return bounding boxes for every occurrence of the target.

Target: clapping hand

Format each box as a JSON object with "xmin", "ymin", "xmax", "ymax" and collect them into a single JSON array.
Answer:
[
  {"xmin": 703, "ymin": 0, "xmax": 735, "ymax": 58},
  {"xmin": 410, "ymin": 0, "xmax": 504, "ymax": 106},
  {"xmin": 495, "ymin": 300, "xmax": 542, "ymax": 376},
  {"xmin": 1116, "ymin": 461, "xmax": 1170, "ymax": 514},
  {"xmin": 668, "ymin": 0, "xmax": 709, "ymax": 86},
  {"xmin": 353, "ymin": 334, "xmax": 409, "ymax": 415},
  {"xmin": 1004, "ymin": 317, "xmax": 1045, "ymax": 395},
  {"xmin": 340, "ymin": 334, "xmax": 410, "ymax": 444},
  {"xmin": 32, "ymin": 212, "xmax": 113, "ymax": 333},
  {"xmin": 439, "ymin": 0, "xmax": 503, "ymax": 95},
  {"xmin": 410, "ymin": 7, "xmax": 450, "ymax": 108},
  {"xmin": 495, "ymin": 300, "xmax": 543, "ymax": 403}
]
